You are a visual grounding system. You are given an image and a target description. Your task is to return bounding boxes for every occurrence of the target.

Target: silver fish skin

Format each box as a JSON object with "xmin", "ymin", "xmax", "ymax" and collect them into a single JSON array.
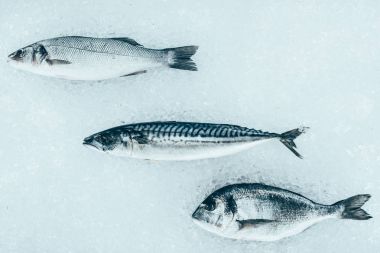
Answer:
[
  {"xmin": 192, "ymin": 183, "xmax": 372, "ymax": 241},
  {"xmin": 7, "ymin": 36, "xmax": 198, "ymax": 80},
  {"xmin": 83, "ymin": 121, "xmax": 307, "ymax": 161}
]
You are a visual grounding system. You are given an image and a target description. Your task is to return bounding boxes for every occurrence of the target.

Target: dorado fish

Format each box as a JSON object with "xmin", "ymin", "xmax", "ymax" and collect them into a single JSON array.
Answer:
[
  {"xmin": 192, "ymin": 183, "xmax": 372, "ymax": 241},
  {"xmin": 82, "ymin": 121, "xmax": 307, "ymax": 160},
  {"xmin": 7, "ymin": 36, "xmax": 198, "ymax": 80}
]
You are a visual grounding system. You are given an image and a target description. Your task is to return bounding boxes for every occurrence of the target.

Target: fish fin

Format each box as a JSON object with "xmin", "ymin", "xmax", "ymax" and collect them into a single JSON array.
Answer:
[
  {"xmin": 236, "ymin": 219, "xmax": 276, "ymax": 230},
  {"xmin": 46, "ymin": 59, "xmax": 72, "ymax": 65},
  {"xmin": 333, "ymin": 194, "xmax": 372, "ymax": 220},
  {"xmin": 164, "ymin": 46, "xmax": 198, "ymax": 71},
  {"xmin": 225, "ymin": 196, "xmax": 238, "ymax": 215},
  {"xmin": 121, "ymin": 70, "xmax": 147, "ymax": 77},
  {"xmin": 279, "ymin": 127, "xmax": 309, "ymax": 159},
  {"xmin": 110, "ymin": 37, "xmax": 143, "ymax": 47},
  {"xmin": 130, "ymin": 132, "xmax": 150, "ymax": 144}
]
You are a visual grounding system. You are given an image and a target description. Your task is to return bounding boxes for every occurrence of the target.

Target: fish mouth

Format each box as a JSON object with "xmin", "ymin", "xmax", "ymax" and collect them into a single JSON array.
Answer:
[
  {"xmin": 8, "ymin": 51, "xmax": 22, "ymax": 62},
  {"xmin": 83, "ymin": 138, "xmax": 99, "ymax": 150},
  {"xmin": 83, "ymin": 141, "xmax": 96, "ymax": 148},
  {"xmin": 192, "ymin": 210, "xmax": 204, "ymax": 227},
  {"xmin": 192, "ymin": 209, "xmax": 199, "ymax": 220},
  {"xmin": 192, "ymin": 207, "xmax": 204, "ymax": 222}
]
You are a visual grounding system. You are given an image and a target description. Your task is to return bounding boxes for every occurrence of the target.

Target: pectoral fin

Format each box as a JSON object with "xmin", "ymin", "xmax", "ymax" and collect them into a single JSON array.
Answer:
[
  {"xmin": 130, "ymin": 132, "xmax": 150, "ymax": 144},
  {"xmin": 121, "ymin": 70, "xmax": 147, "ymax": 77},
  {"xmin": 46, "ymin": 59, "xmax": 72, "ymax": 65},
  {"xmin": 236, "ymin": 219, "xmax": 276, "ymax": 230}
]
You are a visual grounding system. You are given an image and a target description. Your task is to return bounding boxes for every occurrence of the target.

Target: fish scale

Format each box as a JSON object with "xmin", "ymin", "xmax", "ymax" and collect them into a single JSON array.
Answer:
[{"xmin": 43, "ymin": 37, "xmax": 159, "ymax": 58}]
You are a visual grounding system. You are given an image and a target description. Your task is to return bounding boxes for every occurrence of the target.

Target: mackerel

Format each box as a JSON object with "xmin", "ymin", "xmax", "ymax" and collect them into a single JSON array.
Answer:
[{"xmin": 83, "ymin": 121, "xmax": 308, "ymax": 160}]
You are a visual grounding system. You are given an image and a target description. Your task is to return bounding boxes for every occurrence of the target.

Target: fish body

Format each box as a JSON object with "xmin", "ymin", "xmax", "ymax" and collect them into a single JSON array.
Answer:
[
  {"xmin": 83, "ymin": 121, "xmax": 307, "ymax": 160},
  {"xmin": 192, "ymin": 183, "xmax": 372, "ymax": 241},
  {"xmin": 7, "ymin": 36, "xmax": 198, "ymax": 80}
]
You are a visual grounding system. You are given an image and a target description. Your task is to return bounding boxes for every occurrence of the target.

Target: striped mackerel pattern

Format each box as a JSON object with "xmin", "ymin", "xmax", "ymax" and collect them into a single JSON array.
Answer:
[{"xmin": 122, "ymin": 121, "xmax": 276, "ymax": 139}]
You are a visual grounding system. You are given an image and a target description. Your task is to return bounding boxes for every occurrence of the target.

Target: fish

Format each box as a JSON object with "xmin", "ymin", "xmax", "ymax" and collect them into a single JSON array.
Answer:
[
  {"xmin": 192, "ymin": 183, "xmax": 372, "ymax": 241},
  {"xmin": 7, "ymin": 36, "xmax": 198, "ymax": 80},
  {"xmin": 82, "ymin": 121, "xmax": 308, "ymax": 160}
]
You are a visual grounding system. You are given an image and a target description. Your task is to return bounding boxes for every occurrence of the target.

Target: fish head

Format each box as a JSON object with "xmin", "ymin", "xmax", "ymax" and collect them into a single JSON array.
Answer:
[
  {"xmin": 83, "ymin": 131, "xmax": 124, "ymax": 152},
  {"xmin": 8, "ymin": 43, "xmax": 48, "ymax": 68},
  {"xmin": 192, "ymin": 195, "xmax": 235, "ymax": 233}
]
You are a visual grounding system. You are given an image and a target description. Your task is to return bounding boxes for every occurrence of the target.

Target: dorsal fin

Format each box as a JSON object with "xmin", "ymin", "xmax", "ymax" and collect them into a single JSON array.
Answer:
[{"xmin": 110, "ymin": 37, "xmax": 143, "ymax": 47}]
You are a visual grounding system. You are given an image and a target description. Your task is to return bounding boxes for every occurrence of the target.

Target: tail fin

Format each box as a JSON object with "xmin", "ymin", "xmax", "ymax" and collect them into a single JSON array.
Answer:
[
  {"xmin": 279, "ymin": 127, "xmax": 308, "ymax": 159},
  {"xmin": 333, "ymin": 194, "xmax": 372, "ymax": 220},
  {"xmin": 164, "ymin": 46, "xmax": 198, "ymax": 71}
]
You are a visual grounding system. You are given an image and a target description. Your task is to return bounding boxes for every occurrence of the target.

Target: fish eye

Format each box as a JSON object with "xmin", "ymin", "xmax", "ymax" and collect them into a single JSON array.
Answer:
[
  {"xmin": 96, "ymin": 133, "xmax": 117, "ymax": 146},
  {"xmin": 94, "ymin": 135, "xmax": 105, "ymax": 144},
  {"xmin": 206, "ymin": 203, "xmax": 216, "ymax": 211},
  {"xmin": 16, "ymin": 49, "xmax": 23, "ymax": 56},
  {"xmin": 203, "ymin": 199, "xmax": 216, "ymax": 211}
]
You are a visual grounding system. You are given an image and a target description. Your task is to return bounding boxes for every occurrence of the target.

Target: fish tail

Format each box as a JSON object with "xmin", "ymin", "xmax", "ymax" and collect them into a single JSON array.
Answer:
[
  {"xmin": 279, "ymin": 127, "xmax": 308, "ymax": 159},
  {"xmin": 333, "ymin": 194, "xmax": 372, "ymax": 220},
  {"xmin": 164, "ymin": 46, "xmax": 198, "ymax": 71}
]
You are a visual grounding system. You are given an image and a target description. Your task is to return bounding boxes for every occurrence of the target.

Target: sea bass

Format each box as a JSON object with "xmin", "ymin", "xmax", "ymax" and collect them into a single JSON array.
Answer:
[
  {"xmin": 83, "ymin": 121, "xmax": 307, "ymax": 160},
  {"xmin": 7, "ymin": 36, "xmax": 198, "ymax": 80},
  {"xmin": 192, "ymin": 183, "xmax": 372, "ymax": 241}
]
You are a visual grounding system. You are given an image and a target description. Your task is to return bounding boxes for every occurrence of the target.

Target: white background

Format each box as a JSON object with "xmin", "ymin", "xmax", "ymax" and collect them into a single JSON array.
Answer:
[{"xmin": 0, "ymin": 0, "xmax": 379, "ymax": 252}]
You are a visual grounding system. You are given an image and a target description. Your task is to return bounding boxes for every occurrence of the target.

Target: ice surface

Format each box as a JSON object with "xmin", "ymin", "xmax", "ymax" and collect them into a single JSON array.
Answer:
[{"xmin": 0, "ymin": 0, "xmax": 379, "ymax": 252}]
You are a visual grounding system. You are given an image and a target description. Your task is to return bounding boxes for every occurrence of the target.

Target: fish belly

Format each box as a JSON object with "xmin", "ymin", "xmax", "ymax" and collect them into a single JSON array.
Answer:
[
  {"xmin": 127, "ymin": 139, "xmax": 271, "ymax": 161},
  {"xmin": 231, "ymin": 217, "xmax": 329, "ymax": 241}
]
